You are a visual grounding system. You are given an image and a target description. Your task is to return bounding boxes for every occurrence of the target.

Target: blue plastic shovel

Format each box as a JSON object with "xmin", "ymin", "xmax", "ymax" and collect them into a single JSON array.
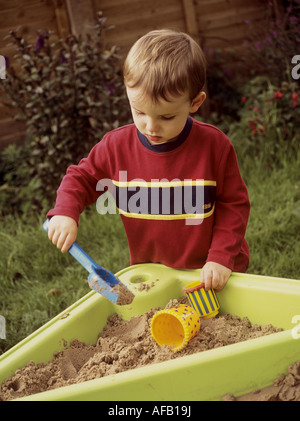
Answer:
[{"xmin": 43, "ymin": 219, "xmax": 134, "ymax": 305}]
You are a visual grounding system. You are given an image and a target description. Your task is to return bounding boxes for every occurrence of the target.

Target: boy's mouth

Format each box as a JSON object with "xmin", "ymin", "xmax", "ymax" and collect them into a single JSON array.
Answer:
[{"xmin": 146, "ymin": 134, "xmax": 163, "ymax": 143}]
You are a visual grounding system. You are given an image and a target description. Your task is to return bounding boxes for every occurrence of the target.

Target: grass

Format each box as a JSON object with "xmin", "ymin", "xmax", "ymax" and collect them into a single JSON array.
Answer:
[
  {"xmin": 0, "ymin": 152, "xmax": 299, "ymax": 354},
  {"xmin": 244, "ymin": 155, "xmax": 300, "ymax": 278},
  {"xmin": 0, "ymin": 210, "xmax": 129, "ymax": 353}
]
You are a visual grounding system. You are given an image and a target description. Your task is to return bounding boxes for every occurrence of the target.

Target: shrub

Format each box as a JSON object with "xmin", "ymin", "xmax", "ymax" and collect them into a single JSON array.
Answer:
[
  {"xmin": 203, "ymin": 1, "xmax": 300, "ymax": 122},
  {"xmin": 242, "ymin": 0, "xmax": 300, "ymax": 85},
  {"xmin": 1, "ymin": 12, "xmax": 131, "ymax": 208},
  {"xmin": 0, "ymin": 142, "xmax": 50, "ymax": 216},
  {"xmin": 228, "ymin": 74, "xmax": 300, "ymax": 173},
  {"xmin": 204, "ymin": 47, "xmax": 244, "ymax": 122}
]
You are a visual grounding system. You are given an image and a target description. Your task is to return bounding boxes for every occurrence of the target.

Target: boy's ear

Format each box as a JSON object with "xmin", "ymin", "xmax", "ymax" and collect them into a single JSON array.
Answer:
[{"xmin": 190, "ymin": 91, "xmax": 206, "ymax": 113}]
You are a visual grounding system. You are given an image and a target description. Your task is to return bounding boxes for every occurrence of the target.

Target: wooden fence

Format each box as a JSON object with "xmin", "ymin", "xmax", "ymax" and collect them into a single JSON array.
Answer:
[{"xmin": 0, "ymin": 0, "xmax": 280, "ymax": 147}]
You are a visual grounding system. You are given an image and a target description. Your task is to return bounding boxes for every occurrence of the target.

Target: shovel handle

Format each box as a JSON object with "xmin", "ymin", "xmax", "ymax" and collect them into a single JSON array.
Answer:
[{"xmin": 43, "ymin": 219, "xmax": 97, "ymax": 275}]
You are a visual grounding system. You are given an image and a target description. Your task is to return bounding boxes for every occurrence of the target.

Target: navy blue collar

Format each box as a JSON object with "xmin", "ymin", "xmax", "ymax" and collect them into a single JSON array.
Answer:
[{"xmin": 137, "ymin": 116, "xmax": 193, "ymax": 153}]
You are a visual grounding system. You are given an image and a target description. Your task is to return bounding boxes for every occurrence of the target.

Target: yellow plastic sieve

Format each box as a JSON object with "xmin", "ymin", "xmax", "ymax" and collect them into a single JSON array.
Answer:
[{"xmin": 150, "ymin": 304, "xmax": 200, "ymax": 352}]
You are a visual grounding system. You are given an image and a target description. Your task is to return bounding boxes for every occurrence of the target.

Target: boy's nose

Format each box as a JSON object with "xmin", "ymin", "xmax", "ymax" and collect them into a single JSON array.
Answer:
[{"xmin": 146, "ymin": 117, "xmax": 159, "ymax": 134}]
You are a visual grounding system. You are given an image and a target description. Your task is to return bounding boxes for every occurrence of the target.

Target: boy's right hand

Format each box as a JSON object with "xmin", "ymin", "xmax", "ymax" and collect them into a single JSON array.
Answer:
[{"xmin": 47, "ymin": 215, "xmax": 77, "ymax": 253}]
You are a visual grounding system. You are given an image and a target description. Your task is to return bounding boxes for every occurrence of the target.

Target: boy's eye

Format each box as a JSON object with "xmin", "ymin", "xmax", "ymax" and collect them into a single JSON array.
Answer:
[{"xmin": 134, "ymin": 110, "xmax": 174, "ymax": 120}]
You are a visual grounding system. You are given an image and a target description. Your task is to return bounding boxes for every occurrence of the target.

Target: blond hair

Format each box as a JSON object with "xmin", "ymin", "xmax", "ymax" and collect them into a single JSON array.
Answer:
[{"xmin": 123, "ymin": 29, "xmax": 206, "ymax": 103}]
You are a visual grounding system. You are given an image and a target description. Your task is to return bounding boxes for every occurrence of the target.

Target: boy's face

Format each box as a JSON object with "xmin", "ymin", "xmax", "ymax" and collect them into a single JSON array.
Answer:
[{"xmin": 126, "ymin": 86, "xmax": 205, "ymax": 145}]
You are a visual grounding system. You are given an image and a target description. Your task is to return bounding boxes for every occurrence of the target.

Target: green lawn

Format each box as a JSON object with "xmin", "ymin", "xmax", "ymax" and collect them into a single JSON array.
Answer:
[
  {"xmin": 0, "ymin": 153, "xmax": 299, "ymax": 354},
  {"xmin": 0, "ymin": 211, "xmax": 130, "ymax": 353},
  {"xmin": 244, "ymin": 155, "xmax": 300, "ymax": 278}
]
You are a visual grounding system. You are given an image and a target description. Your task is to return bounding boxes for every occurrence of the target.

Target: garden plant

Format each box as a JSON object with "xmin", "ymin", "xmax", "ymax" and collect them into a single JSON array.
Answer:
[{"xmin": 0, "ymin": 12, "xmax": 130, "ymax": 213}]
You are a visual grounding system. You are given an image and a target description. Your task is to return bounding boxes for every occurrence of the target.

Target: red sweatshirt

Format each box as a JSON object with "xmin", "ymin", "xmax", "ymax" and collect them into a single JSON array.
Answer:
[{"xmin": 47, "ymin": 117, "xmax": 250, "ymax": 272}]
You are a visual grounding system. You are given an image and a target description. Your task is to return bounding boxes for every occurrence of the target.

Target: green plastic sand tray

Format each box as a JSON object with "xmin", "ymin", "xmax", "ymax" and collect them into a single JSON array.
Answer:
[{"xmin": 1, "ymin": 263, "xmax": 300, "ymax": 401}]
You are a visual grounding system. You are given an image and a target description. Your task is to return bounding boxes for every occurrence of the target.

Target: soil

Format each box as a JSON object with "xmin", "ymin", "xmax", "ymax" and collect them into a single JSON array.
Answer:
[{"xmin": 0, "ymin": 297, "xmax": 295, "ymax": 401}]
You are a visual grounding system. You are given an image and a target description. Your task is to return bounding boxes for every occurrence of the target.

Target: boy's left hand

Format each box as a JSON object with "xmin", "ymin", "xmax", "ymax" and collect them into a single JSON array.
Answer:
[{"xmin": 200, "ymin": 261, "xmax": 232, "ymax": 291}]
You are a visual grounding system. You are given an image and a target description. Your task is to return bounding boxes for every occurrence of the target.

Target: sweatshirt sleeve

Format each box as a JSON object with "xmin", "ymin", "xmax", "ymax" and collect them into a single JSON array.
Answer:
[
  {"xmin": 206, "ymin": 141, "xmax": 250, "ymax": 270},
  {"xmin": 47, "ymin": 137, "xmax": 111, "ymax": 224}
]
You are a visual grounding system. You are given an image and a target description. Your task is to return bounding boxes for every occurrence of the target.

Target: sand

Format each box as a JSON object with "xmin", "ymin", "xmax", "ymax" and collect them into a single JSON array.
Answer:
[
  {"xmin": 89, "ymin": 277, "xmax": 134, "ymax": 305},
  {"xmin": 0, "ymin": 297, "xmax": 293, "ymax": 401},
  {"xmin": 112, "ymin": 281, "xmax": 135, "ymax": 305},
  {"xmin": 223, "ymin": 361, "xmax": 300, "ymax": 401}
]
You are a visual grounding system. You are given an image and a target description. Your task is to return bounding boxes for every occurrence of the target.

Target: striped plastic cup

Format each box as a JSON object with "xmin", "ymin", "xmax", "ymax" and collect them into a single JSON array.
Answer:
[{"xmin": 182, "ymin": 281, "xmax": 220, "ymax": 318}]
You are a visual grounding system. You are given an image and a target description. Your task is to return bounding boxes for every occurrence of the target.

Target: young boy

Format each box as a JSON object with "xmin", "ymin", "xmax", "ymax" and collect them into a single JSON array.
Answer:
[{"xmin": 46, "ymin": 29, "xmax": 250, "ymax": 291}]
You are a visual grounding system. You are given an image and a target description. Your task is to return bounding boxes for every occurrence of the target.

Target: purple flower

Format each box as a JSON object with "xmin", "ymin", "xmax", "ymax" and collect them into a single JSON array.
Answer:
[
  {"xmin": 103, "ymin": 82, "xmax": 116, "ymax": 95},
  {"xmin": 263, "ymin": 35, "xmax": 272, "ymax": 45},
  {"xmin": 59, "ymin": 50, "xmax": 67, "ymax": 63},
  {"xmin": 254, "ymin": 41, "xmax": 262, "ymax": 51},
  {"xmin": 223, "ymin": 67, "xmax": 233, "ymax": 78},
  {"xmin": 35, "ymin": 35, "xmax": 45, "ymax": 53}
]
